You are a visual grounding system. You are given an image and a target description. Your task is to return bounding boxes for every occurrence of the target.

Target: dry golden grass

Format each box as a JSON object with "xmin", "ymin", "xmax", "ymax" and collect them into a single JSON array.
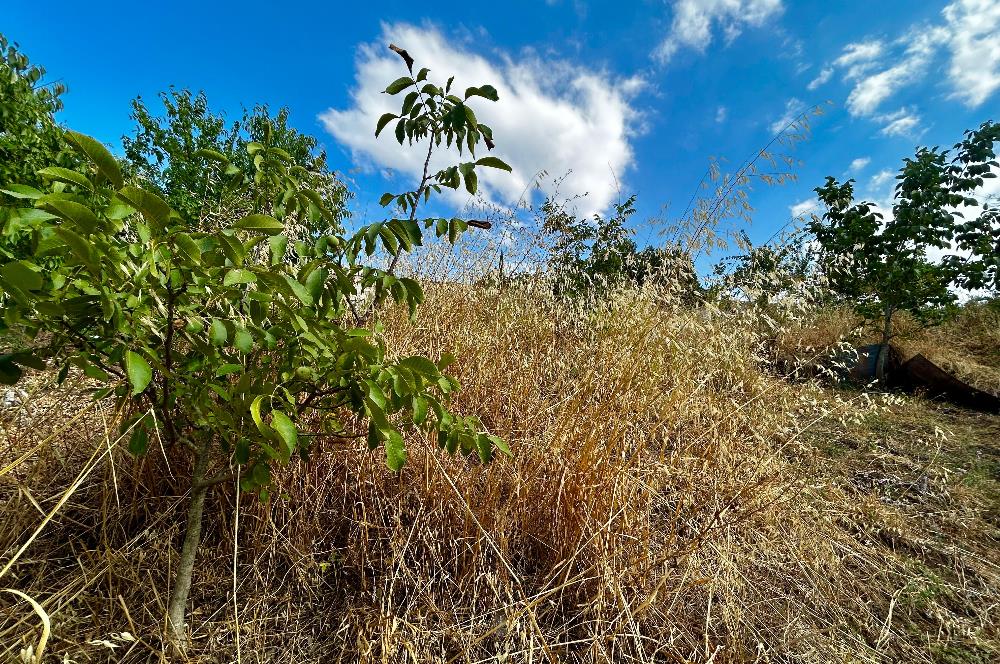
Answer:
[{"xmin": 1, "ymin": 282, "xmax": 998, "ymax": 663}]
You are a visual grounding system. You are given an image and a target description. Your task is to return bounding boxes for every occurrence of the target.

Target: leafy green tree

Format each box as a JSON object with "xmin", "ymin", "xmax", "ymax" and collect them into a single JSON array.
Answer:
[
  {"xmin": 713, "ymin": 230, "xmax": 814, "ymax": 308},
  {"xmin": 943, "ymin": 122, "xmax": 1000, "ymax": 294},
  {"xmin": 122, "ymin": 90, "xmax": 350, "ymax": 240},
  {"xmin": 542, "ymin": 194, "xmax": 700, "ymax": 299},
  {"xmin": 810, "ymin": 121, "xmax": 1000, "ymax": 379},
  {"xmin": 0, "ymin": 47, "xmax": 510, "ymax": 645},
  {"xmin": 0, "ymin": 34, "xmax": 80, "ymax": 255},
  {"xmin": 544, "ymin": 195, "xmax": 639, "ymax": 297}
]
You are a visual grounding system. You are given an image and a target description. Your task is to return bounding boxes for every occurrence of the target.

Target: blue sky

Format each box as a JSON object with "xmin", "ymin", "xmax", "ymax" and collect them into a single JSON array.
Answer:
[{"xmin": 5, "ymin": 0, "xmax": 999, "ymax": 256}]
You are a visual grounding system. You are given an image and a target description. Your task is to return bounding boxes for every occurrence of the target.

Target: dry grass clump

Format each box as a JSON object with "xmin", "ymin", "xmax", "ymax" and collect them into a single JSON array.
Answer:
[
  {"xmin": 900, "ymin": 301, "xmax": 1000, "ymax": 395},
  {"xmin": 2, "ymin": 282, "xmax": 998, "ymax": 662},
  {"xmin": 775, "ymin": 299, "xmax": 1000, "ymax": 396}
]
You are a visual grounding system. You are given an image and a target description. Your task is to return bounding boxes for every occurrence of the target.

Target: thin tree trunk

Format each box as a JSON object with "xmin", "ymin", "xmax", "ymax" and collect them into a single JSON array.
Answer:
[
  {"xmin": 166, "ymin": 437, "xmax": 211, "ymax": 646},
  {"xmin": 876, "ymin": 304, "xmax": 894, "ymax": 383}
]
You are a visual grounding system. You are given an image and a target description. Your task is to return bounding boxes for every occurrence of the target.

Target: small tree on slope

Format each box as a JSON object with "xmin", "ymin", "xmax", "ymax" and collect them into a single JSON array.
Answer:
[
  {"xmin": 810, "ymin": 121, "xmax": 1000, "ymax": 380},
  {"xmin": 0, "ymin": 46, "xmax": 511, "ymax": 645}
]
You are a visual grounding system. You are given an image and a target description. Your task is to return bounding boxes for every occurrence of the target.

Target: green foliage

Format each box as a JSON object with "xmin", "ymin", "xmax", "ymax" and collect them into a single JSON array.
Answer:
[
  {"xmin": 542, "ymin": 194, "xmax": 700, "ymax": 299},
  {"xmin": 374, "ymin": 44, "xmax": 510, "ymax": 212},
  {"xmin": 122, "ymin": 90, "xmax": 350, "ymax": 242},
  {"xmin": 810, "ymin": 122, "xmax": 1000, "ymax": 353},
  {"xmin": 943, "ymin": 122, "xmax": 1000, "ymax": 294},
  {"xmin": 0, "ymin": 34, "xmax": 80, "ymax": 255},
  {"xmin": 713, "ymin": 230, "xmax": 814, "ymax": 308},
  {"xmin": 0, "ymin": 54, "xmax": 510, "ymax": 493},
  {"xmin": 0, "ymin": 43, "xmax": 512, "ymax": 639}
]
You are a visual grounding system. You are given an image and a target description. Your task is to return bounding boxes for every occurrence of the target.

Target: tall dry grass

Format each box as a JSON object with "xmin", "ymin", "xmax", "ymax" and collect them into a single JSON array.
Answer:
[{"xmin": 1, "ymin": 277, "xmax": 997, "ymax": 662}]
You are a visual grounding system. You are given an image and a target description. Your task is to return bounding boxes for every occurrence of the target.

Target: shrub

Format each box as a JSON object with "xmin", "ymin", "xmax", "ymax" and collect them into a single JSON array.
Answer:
[{"xmin": 0, "ymin": 45, "xmax": 510, "ymax": 645}]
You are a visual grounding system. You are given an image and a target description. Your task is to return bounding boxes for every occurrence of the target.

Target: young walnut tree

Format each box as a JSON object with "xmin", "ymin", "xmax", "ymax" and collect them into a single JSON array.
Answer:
[
  {"xmin": 0, "ymin": 45, "xmax": 511, "ymax": 645},
  {"xmin": 810, "ymin": 121, "xmax": 1000, "ymax": 380}
]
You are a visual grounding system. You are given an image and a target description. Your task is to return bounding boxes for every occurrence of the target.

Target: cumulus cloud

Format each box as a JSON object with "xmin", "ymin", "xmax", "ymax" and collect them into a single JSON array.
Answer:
[
  {"xmin": 715, "ymin": 105, "xmax": 727, "ymax": 123},
  {"xmin": 849, "ymin": 157, "xmax": 870, "ymax": 172},
  {"xmin": 943, "ymin": 0, "xmax": 1000, "ymax": 106},
  {"xmin": 653, "ymin": 0, "xmax": 784, "ymax": 63},
  {"xmin": 320, "ymin": 23, "xmax": 644, "ymax": 216}
]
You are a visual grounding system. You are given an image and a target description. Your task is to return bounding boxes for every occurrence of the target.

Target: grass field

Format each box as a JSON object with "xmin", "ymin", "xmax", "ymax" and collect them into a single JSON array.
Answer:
[{"xmin": 2, "ymin": 284, "xmax": 998, "ymax": 663}]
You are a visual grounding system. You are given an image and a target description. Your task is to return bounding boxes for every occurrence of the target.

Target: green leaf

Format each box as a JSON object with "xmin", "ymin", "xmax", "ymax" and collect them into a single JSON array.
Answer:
[
  {"xmin": 269, "ymin": 234, "xmax": 288, "ymax": 265},
  {"xmin": 412, "ymin": 396, "xmax": 428, "ymax": 426},
  {"xmin": 386, "ymin": 430, "xmax": 406, "ymax": 471},
  {"xmin": 224, "ymin": 268, "xmax": 257, "ymax": 287},
  {"xmin": 489, "ymin": 434, "xmax": 512, "ymax": 457},
  {"xmin": 379, "ymin": 192, "xmax": 395, "ymax": 207},
  {"xmin": 37, "ymin": 166, "xmax": 93, "ymax": 190},
  {"xmin": 128, "ymin": 426, "xmax": 149, "ymax": 456},
  {"xmin": 305, "ymin": 268, "xmax": 327, "ymax": 301},
  {"xmin": 475, "ymin": 156, "xmax": 512, "ymax": 172},
  {"xmin": 0, "ymin": 261, "xmax": 43, "ymax": 292},
  {"xmin": 174, "ymin": 232, "xmax": 202, "ymax": 262},
  {"xmin": 210, "ymin": 319, "xmax": 228, "ymax": 346},
  {"xmin": 401, "ymin": 91, "xmax": 419, "ymax": 116},
  {"xmin": 65, "ymin": 131, "xmax": 124, "ymax": 188},
  {"xmin": 117, "ymin": 185, "xmax": 171, "ymax": 234},
  {"xmin": 41, "ymin": 199, "xmax": 100, "ymax": 234},
  {"xmin": 463, "ymin": 104, "xmax": 478, "ymax": 128},
  {"xmin": 125, "ymin": 351, "xmax": 152, "ymax": 395},
  {"xmin": 476, "ymin": 434, "xmax": 492, "ymax": 463},
  {"xmin": 398, "ymin": 355, "xmax": 439, "ymax": 376},
  {"xmin": 234, "ymin": 329, "xmax": 253, "ymax": 353},
  {"xmin": 10, "ymin": 352, "xmax": 46, "ymax": 370},
  {"xmin": 365, "ymin": 380, "xmax": 388, "ymax": 410},
  {"xmin": 282, "ymin": 275, "xmax": 313, "ymax": 305},
  {"xmin": 437, "ymin": 352, "xmax": 457, "ymax": 371},
  {"xmin": 53, "ymin": 227, "xmax": 97, "ymax": 271},
  {"xmin": 234, "ymin": 214, "xmax": 284, "ymax": 235},
  {"xmin": 465, "ymin": 85, "xmax": 499, "ymax": 101},
  {"xmin": 270, "ymin": 411, "xmax": 297, "ymax": 459},
  {"xmin": 384, "ymin": 76, "xmax": 415, "ymax": 95},
  {"xmin": 0, "ymin": 185, "xmax": 43, "ymax": 200},
  {"xmin": 375, "ymin": 113, "xmax": 397, "ymax": 137},
  {"xmin": 235, "ymin": 439, "xmax": 251, "ymax": 464},
  {"xmin": 195, "ymin": 148, "xmax": 229, "ymax": 163},
  {"xmin": 250, "ymin": 395, "xmax": 268, "ymax": 436},
  {"xmin": 216, "ymin": 363, "xmax": 243, "ymax": 377}
]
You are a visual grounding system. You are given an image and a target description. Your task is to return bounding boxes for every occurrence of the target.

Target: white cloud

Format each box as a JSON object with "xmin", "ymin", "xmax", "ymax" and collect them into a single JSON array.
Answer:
[
  {"xmin": 806, "ymin": 67, "xmax": 833, "ymax": 90},
  {"xmin": 320, "ymin": 23, "xmax": 644, "ymax": 216},
  {"xmin": 819, "ymin": 1, "xmax": 1000, "ymax": 121},
  {"xmin": 849, "ymin": 157, "xmax": 870, "ymax": 172},
  {"xmin": 877, "ymin": 108, "xmax": 922, "ymax": 137},
  {"xmin": 844, "ymin": 29, "xmax": 946, "ymax": 117},
  {"xmin": 869, "ymin": 169, "xmax": 894, "ymax": 190},
  {"xmin": 789, "ymin": 198, "xmax": 817, "ymax": 218},
  {"xmin": 715, "ymin": 105, "xmax": 727, "ymax": 123},
  {"xmin": 653, "ymin": 0, "xmax": 784, "ymax": 63},
  {"xmin": 770, "ymin": 97, "xmax": 804, "ymax": 134},
  {"xmin": 833, "ymin": 40, "xmax": 884, "ymax": 80},
  {"xmin": 942, "ymin": 0, "xmax": 1000, "ymax": 106}
]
